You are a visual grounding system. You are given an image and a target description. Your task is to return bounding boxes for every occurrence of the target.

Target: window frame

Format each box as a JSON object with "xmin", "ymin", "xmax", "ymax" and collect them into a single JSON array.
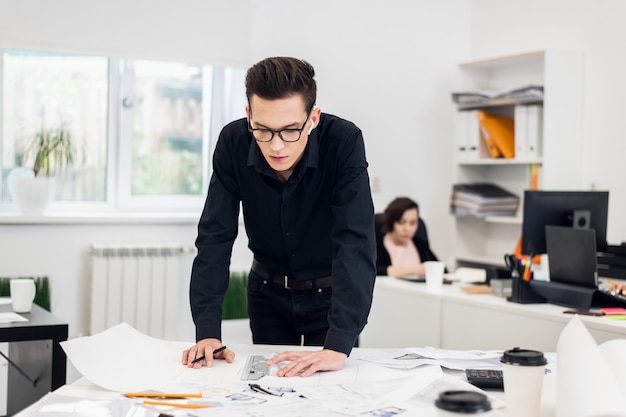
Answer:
[{"xmin": 0, "ymin": 49, "xmax": 247, "ymax": 215}]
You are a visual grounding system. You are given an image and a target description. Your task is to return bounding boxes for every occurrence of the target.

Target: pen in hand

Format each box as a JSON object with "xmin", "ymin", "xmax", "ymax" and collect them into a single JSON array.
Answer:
[{"xmin": 191, "ymin": 345, "xmax": 228, "ymax": 364}]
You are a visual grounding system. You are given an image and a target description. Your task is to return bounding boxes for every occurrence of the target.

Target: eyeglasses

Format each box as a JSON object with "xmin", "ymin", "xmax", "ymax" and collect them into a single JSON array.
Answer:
[{"xmin": 248, "ymin": 113, "xmax": 310, "ymax": 143}]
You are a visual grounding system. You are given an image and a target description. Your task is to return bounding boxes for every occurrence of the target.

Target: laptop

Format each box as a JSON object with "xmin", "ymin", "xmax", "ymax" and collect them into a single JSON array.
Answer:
[{"xmin": 545, "ymin": 225, "xmax": 598, "ymax": 289}]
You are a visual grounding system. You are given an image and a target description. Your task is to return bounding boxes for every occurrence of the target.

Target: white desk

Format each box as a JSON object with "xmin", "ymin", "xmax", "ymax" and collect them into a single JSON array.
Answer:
[
  {"xmin": 17, "ymin": 342, "xmax": 558, "ymax": 417},
  {"xmin": 361, "ymin": 277, "xmax": 626, "ymax": 351}
]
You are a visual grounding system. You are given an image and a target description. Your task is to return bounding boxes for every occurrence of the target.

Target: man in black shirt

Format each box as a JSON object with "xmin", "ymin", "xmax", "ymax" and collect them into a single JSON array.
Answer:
[{"xmin": 182, "ymin": 57, "xmax": 376, "ymax": 377}]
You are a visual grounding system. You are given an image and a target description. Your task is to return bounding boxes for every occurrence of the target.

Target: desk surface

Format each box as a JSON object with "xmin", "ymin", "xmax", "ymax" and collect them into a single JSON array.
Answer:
[
  {"xmin": 18, "ymin": 343, "xmax": 558, "ymax": 417},
  {"xmin": 361, "ymin": 277, "xmax": 626, "ymax": 351},
  {"xmin": 0, "ymin": 303, "xmax": 68, "ymax": 391},
  {"xmin": 0, "ymin": 303, "xmax": 67, "ymax": 335}
]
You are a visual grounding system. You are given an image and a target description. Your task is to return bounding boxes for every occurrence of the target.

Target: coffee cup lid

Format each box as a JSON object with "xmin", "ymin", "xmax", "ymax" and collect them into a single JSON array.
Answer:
[
  {"xmin": 500, "ymin": 347, "xmax": 547, "ymax": 366},
  {"xmin": 435, "ymin": 390, "xmax": 491, "ymax": 413}
]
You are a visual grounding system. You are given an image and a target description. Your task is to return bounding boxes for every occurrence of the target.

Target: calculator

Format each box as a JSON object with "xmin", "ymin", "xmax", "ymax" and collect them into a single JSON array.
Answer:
[{"xmin": 465, "ymin": 369, "xmax": 504, "ymax": 390}]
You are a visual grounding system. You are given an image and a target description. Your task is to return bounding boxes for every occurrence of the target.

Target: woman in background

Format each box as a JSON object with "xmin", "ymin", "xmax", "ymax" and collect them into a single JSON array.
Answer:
[{"xmin": 375, "ymin": 197, "xmax": 440, "ymax": 278}]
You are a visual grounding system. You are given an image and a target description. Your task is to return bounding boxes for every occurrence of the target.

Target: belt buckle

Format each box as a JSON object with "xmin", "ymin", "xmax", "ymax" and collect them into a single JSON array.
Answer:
[{"xmin": 284, "ymin": 275, "xmax": 290, "ymax": 290}]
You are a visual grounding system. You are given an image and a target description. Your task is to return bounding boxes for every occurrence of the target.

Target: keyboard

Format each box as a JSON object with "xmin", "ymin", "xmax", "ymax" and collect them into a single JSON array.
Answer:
[{"xmin": 465, "ymin": 369, "xmax": 504, "ymax": 390}]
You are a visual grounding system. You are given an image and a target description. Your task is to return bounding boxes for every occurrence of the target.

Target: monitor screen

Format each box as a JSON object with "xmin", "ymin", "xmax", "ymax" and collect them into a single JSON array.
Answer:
[{"xmin": 521, "ymin": 190, "xmax": 609, "ymax": 255}]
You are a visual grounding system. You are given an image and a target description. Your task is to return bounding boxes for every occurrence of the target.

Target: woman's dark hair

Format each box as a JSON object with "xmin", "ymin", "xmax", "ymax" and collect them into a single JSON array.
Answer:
[
  {"xmin": 245, "ymin": 57, "xmax": 317, "ymax": 113},
  {"xmin": 381, "ymin": 197, "xmax": 419, "ymax": 234}
]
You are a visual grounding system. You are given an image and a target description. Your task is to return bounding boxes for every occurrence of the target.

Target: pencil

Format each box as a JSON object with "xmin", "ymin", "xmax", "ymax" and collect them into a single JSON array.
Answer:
[
  {"xmin": 143, "ymin": 400, "xmax": 212, "ymax": 409},
  {"xmin": 125, "ymin": 392, "xmax": 202, "ymax": 399}
]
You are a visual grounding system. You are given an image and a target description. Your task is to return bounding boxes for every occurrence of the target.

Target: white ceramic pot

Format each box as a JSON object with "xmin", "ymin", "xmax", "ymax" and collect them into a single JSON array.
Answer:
[{"xmin": 8, "ymin": 172, "xmax": 57, "ymax": 216}]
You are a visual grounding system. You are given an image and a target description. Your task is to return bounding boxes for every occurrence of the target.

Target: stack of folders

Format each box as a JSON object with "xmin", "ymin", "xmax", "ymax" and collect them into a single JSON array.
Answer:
[{"xmin": 450, "ymin": 183, "xmax": 520, "ymax": 217}]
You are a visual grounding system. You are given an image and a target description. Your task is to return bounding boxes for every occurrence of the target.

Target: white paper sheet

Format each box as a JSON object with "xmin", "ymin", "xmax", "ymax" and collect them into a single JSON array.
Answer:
[
  {"xmin": 0, "ymin": 311, "xmax": 28, "ymax": 323},
  {"xmin": 556, "ymin": 315, "xmax": 626, "ymax": 417},
  {"xmin": 359, "ymin": 347, "xmax": 502, "ymax": 370},
  {"xmin": 60, "ymin": 323, "xmax": 432, "ymax": 394}
]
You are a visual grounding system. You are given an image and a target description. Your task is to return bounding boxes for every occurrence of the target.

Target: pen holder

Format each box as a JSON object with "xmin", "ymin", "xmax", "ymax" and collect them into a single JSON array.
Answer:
[{"xmin": 507, "ymin": 276, "xmax": 546, "ymax": 304}]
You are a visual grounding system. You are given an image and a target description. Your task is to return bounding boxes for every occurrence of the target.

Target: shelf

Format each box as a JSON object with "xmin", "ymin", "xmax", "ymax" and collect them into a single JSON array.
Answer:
[
  {"xmin": 484, "ymin": 216, "xmax": 522, "ymax": 225},
  {"xmin": 458, "ymin": 158, "xmax": 542, "ymax": 166},
  {"xmin": 457, "ymin": 96, "xmax": 543, "ymax": 111},
  {"xmin": 454, "ymin": 215, "xmax": 522, "ymax": 225},
  {"xmin": 452, "ymin": 49, "xmax": 583, "ymax": 270},
  {"xmin": 458, "ymin": 50, "xmax": 545, "ymax": 70}
]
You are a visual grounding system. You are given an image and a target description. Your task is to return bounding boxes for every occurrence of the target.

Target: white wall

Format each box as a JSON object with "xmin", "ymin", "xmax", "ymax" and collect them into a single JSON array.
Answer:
[
  {"xmin": 0, "ymin": 0, "xmax": 252, "ymax": 66},
  {"xmin": 471, "ymin": 0, "xmax": 626, "ymax": 244},
  {"xmin": 248, "ymin": 0, "xmax": 472, "ymax": 266}
]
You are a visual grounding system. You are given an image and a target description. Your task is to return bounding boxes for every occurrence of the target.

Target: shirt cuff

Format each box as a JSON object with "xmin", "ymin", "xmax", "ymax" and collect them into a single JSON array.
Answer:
[{"xmin": 324, "ymin": 328, "xmax": 357, "ymax": 356}]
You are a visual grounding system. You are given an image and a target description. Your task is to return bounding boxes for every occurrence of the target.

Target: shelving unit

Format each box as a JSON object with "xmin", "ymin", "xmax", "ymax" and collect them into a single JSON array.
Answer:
[{"xmin": 452, "ymin": 50, "xmax": 584, "ymax": 267}]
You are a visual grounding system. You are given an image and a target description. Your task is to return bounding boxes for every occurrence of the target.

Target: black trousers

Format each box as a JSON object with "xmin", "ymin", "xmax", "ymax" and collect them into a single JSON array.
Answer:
[{"xmin": 246, "ymin": 271, "xmax": 332, "ymax": 346}]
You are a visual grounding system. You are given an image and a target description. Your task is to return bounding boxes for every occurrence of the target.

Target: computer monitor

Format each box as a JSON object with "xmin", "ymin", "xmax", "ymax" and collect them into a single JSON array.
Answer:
[{"xmin": 521, "ymin": 190, "xmax": 609, "ymax": 255}]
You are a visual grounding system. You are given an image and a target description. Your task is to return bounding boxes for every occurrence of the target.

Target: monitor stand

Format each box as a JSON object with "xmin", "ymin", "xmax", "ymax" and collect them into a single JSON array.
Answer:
[{"xmin": 530, "ymin": 280, "xmax": 626, "ymax": 310}]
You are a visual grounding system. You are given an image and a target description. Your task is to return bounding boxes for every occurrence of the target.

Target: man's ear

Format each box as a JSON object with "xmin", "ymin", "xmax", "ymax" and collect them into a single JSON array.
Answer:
[{"xmin": 309, "ymin": 106, "xmax": 321, "ymax": 133}]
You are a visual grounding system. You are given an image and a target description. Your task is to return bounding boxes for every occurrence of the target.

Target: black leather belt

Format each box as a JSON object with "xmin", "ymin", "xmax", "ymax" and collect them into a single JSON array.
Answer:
[{"xmin": 251, "ymin": 259, "xmax": 332, "ymax": 292}]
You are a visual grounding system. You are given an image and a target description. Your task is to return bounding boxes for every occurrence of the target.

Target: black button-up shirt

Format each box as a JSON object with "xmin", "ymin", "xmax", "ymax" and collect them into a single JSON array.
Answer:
[{"xmin": 190, "ymin": 113, "xmax": 376, "ymax": 355}]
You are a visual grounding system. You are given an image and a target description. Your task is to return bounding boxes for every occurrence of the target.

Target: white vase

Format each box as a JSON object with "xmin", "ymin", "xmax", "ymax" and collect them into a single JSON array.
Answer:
[{"xmin": 8, "ymin": 175, "xmax": 57, "ymax": 216}]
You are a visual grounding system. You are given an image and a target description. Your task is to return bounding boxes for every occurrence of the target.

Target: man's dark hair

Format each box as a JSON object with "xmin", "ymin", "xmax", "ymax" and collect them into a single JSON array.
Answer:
[
  {"xmin": 245, "ymin": 57, "xmax": 317, "ymax": 112},
  {"xmin": 381, "ymin": 197, "xmax": 419, "ymax": 234}
]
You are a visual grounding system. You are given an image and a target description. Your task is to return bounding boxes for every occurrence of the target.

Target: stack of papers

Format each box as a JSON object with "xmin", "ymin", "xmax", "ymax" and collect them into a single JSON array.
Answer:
[
  {"xmin": 451, "ymin": 90, "xmax": 501, "ymax": 105},
  {"xmin": 505, "ymin": 84, "xmax": 544, "ymax": 99},
  {"xmin": 358, "ymin": 347, "xmax": 502, "ymax": 370},
  {"xmin": 451, "ymin": 84, "xmax": 544, "ymax": 105},
  {"xmin": 450, "ymin": 183, "xmax": 519, "ymax": 217}
]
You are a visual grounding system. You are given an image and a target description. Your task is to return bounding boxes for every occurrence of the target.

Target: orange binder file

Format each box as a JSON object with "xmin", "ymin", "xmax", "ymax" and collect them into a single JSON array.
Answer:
[
  {"xmin": 479, "ymin": 124, "xmax": 502, "ymax": 158},
  {"xmin": 477, "ymin": 111, "xmax": 515, "ymax": 158}
]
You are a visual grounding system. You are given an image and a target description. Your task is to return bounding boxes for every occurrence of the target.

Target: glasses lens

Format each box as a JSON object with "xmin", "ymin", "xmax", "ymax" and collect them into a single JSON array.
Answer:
[
  {"xmin": 279, "ymin": 129, "xmax": 301, "ymax": 142},
  {"xmin": 252, "ymin": 129, "xmax": 273, "ymax": 142}
]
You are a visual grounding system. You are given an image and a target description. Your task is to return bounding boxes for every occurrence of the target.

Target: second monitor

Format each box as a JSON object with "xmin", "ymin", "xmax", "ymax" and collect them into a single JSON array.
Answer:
[{"xmin": 521, "ymin": 190, "xmax": 609, "ymax": 255}]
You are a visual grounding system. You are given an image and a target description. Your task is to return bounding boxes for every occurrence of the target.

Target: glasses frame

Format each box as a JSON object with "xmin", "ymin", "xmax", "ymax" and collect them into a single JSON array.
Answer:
[{"xmin": 248, "ymin": 113, "xmax": 311, "ymax": 143}]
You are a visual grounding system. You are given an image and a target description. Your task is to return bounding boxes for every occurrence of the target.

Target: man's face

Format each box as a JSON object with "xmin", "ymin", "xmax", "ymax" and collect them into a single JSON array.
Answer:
[{"xmin": 246, "ymin": 94, "xmax": 319, "ymax": 173}]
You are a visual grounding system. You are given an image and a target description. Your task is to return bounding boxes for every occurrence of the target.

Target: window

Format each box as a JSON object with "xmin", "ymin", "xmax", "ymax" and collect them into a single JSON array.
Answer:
[
  {"xmin": 1, "ymin": 50, "xmax": 109, "ymax": 203},
  {"xmin": 0, "ymin": 49, "xmax": 246, "ymax": 213}
]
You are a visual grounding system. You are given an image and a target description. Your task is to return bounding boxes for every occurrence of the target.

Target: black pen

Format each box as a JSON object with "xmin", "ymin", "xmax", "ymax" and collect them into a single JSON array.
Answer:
[{"xmin": 191, "ymin": 345, "xmax": 227, "ymax": 364}]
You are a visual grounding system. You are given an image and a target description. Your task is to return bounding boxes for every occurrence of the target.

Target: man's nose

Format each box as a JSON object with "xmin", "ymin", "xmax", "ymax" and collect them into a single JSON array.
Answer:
[{"xmin": 269, "ymin": 134, "xmax": 285, "ymax": 151}]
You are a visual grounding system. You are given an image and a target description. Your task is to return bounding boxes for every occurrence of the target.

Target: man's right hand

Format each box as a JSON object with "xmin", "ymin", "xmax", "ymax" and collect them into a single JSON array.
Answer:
[{"xmin": 181, "ymin": 338, "xmax": 235, "ymax": 368}]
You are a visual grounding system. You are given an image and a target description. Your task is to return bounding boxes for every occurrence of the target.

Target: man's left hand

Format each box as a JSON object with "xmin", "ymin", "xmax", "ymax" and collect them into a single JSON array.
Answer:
[{"xmin": 266, "ymin": 349, "xmax": 347, "ymax": 377}]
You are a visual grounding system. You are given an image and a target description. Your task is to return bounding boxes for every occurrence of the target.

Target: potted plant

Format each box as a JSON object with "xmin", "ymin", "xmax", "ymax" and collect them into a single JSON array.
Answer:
[{"xmin": 8, "ymin": 124, "xmax": 76, "ymax": 215}]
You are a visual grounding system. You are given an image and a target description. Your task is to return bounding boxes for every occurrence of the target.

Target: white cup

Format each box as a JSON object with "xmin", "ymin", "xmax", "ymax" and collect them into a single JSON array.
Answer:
[
  {"xmin": 10, "ymin": 279, "xmax": 36, "ymax": 313},
  {"xmin": 501, "ymin": 348, "xmax": 547, "ymax": 417},
  {"xmin": 424, "ymin": 261, "xmax": 445, "ymax": 291}
]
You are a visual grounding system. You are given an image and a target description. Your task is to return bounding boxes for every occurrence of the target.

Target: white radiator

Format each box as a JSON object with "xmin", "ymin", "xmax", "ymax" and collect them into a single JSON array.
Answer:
[{"xmin": 89, "ymin": 243, "xmax": 190, "ymax": 339}]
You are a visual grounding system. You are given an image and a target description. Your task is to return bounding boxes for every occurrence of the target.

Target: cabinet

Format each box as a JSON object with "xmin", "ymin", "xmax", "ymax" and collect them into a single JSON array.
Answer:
[
  {"xmin": 361, "ymin": 277, "xmax": 626, "ymax": 350},
  {"xmin": 452, "ymin": 50, "xmax": 584, "ymax": 267},
  {"xmin": 0, "ymin": 304, "xmax": 68, "ymax": 416}
]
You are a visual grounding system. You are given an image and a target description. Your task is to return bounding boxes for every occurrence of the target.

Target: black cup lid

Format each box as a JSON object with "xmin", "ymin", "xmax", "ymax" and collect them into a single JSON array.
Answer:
[
  {"xmin": 500, "ymin": 347, "xmax": 547, "ymax": 366},
  {"xmin": 435, "ymin": 390, "xmax": 492, "ymax": 414}
]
